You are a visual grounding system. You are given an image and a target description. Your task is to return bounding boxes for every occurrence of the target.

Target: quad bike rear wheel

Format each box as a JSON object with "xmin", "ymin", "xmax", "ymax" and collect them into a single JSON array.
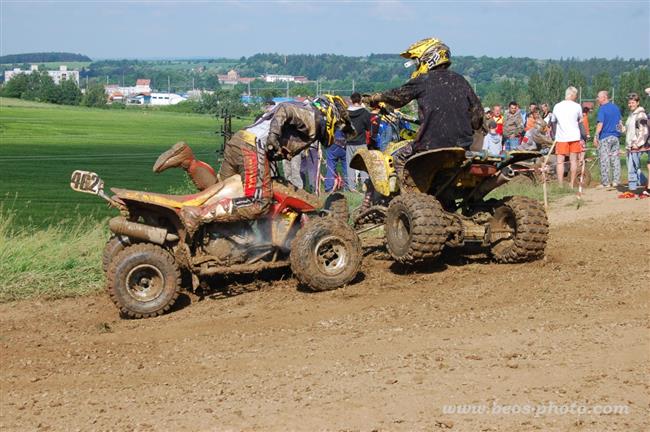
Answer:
[
  {"xmin": 385, "ymin": 193, "xmax": 447, "ymax": 264},
  {"xmin": 290, "ymin": 218, "xmax": 362, "ymax": 292},
  {"xmin": 489, "ymin": 196, "xmax": 548, "ymax": 263},
  {"xmin": 102, "ymin": 235, "xmax": 130, "ymax": 273},
  {"xmin": 107, "ymin": 243, "xmax": 181, "ymax": 318}
]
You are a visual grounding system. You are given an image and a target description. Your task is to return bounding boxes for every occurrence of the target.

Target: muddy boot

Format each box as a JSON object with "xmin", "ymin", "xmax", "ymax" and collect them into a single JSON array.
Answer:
[
  {"xmin": 154, "ymin": 142, "xmax": 217, "ymax": 191},
  {"xmin": 179, "ymin": 206, "xmax": 203, "ymax": 236},
  {"xmin": 153, "ymin": 141, "xmax": 194, "ymax": 173}
]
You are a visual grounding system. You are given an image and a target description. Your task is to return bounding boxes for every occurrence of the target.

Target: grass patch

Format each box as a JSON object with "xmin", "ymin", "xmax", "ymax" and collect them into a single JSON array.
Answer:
[
  {"xmin": 0, "ymin": 97, "xmax": 252, "ymax": 227},
  {"xmin": 0, "ymin": 208, "xmax": 106, "ymax": 302}
]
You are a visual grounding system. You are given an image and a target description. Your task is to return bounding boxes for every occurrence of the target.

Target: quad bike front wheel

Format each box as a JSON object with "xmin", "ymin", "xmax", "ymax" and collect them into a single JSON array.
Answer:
[
  {"xmin": 489, "ymin": 196, "xmax": 548, "ymax": 263},
  {"xmin": 107, "ymin": 243, "xmax": 181, "ymax": 318},
  {"xmin": 290, "ymin": 218, "xmax": 362, "ymax": 292},
  {"xmin": 385, "ymin": 193, "xmax": 447, "ymax": 264}
]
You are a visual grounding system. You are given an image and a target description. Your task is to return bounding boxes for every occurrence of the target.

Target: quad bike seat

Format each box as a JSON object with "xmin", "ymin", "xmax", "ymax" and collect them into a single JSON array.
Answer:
[{"xmin": 111, "ymin": 175, "xmax": 244, "ymax": 209}]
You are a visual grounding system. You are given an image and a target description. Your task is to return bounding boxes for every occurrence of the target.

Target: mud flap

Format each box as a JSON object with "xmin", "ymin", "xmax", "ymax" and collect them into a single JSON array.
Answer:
[{"xmin": 349, "ymin": 149, "xmax": 394, "ymax": 196}]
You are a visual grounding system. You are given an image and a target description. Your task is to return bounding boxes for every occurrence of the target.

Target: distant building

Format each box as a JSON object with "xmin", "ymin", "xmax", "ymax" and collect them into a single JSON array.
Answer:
[
  {"xmin": 263, "ymin": 74, "xmax": 309, "ymax": 83},
  {"xmin": 149, "ymin": 92, "xmax": 187, "ymax": 106},
  {"xmin": 4, "ymin": 64, "xmax": 80, "ymax": 85},
  {"xmin": 105, "ymin": 79, "xmax": 152, "ymax": 102},
  {"xmin": 217, "ymin": 69, "xmax": 256, "ymax": 85}
]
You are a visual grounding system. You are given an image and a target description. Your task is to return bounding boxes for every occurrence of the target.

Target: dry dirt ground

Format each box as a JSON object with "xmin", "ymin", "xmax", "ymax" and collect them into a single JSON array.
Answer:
[{"xmin": 1, "ymin": 189, "xmax": 648, "ymax": 431}]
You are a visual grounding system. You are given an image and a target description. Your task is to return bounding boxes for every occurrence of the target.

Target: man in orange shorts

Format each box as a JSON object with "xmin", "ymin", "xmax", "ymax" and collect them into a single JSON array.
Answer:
[{"xmin": 552, "ymin": 86, "xmax": 585, "ymax": 188}]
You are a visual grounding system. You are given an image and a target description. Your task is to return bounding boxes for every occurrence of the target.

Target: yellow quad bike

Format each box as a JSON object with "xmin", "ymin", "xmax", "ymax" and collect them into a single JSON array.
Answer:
[{"xmin": 350, "ymin": 147, "xmax": 549, "ymax": 264}]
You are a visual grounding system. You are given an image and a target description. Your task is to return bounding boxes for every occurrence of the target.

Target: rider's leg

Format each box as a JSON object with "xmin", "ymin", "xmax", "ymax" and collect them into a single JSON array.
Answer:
[{"xmin": 153, "ymin": 141, "xmax": 217, "ymax": 190}]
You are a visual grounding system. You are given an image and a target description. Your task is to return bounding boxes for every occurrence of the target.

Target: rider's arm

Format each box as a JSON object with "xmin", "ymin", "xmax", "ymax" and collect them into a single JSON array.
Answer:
[{"xmin": 366, "ymin": 78, "xmax": 422, "ymax": 109}]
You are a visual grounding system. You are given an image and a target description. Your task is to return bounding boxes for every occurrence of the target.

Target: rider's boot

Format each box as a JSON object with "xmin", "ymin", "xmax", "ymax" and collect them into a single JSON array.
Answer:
[{"xmin": 153, "ymin": 141, "xmax": 218, "ymax": 191}]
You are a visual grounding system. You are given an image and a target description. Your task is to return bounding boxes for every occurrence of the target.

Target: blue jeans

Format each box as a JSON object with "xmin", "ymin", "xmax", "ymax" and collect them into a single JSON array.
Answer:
[
  {"xmin": 325, "ymin": 144, "xmax": 348, "ymax": 192},
  {"xmin": 627, "ymin": 151, "xmax": 648, "ymax": 191},
  {"xmin": 504, "ymin": 137, "xmax": 519, "ymax": 152},
  {"xmin": 345, "ymin": 143, "xmax": 368, "ymax": 191}
]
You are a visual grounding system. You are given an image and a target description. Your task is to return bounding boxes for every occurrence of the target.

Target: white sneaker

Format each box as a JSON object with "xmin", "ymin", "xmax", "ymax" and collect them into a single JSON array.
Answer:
[{"xmin": 612, "ymin": 182, "xmax": 619, "ymax": 188}]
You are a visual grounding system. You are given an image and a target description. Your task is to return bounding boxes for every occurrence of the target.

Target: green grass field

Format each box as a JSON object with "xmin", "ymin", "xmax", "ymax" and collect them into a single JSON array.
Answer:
[{"xmin": 0, "ymin": 97, "xmax": 251, "ymax": 227}]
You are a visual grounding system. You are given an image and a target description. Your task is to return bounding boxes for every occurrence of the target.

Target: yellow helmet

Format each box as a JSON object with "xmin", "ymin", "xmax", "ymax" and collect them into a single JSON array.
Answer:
[
  {"xmin": 401, "ymin": 38, "xmax": 451, "ymax": 79},
  {"xmin": 312, "ymin": 94, "xmax": 355, "ymax": 146}
]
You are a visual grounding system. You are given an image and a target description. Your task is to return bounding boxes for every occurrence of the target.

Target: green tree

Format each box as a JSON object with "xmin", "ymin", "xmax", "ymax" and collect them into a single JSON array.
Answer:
[
  {"xmin": 567, "ymin": 68, "xmax": 587, "ymax": 100},
  {"xmin": 527, "ymin": 72, "xmax": 544, "ymax": 104},
  {"xmin": 592, "ymin": 71, "xmax": 613, "ymax": 98},
  {"xmin": 58, "ymin": 78, "xmax": 82, "ymax": 105},
  {"xmin": 1, "ymin": 73, "xmax": 29, "ymax": 98},
  {"xmin": 81, "ymin": 82, "xmax": 107, "ymax": 108},
  {"xmin": 543, "ymin": 65, "xmax": 564, "ymax": 104}
]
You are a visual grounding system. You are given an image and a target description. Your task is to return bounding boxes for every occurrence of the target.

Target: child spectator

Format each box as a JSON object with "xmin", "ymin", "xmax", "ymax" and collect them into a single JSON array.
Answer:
[{"xmin": 482, "ymin": 120, "xmax": 502, "ymax": 156}]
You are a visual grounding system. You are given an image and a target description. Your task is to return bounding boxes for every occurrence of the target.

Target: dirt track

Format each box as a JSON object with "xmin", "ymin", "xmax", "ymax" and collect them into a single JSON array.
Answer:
[{"xmin": 1, "ymin": 189, "xmax": 649, "ymax": 431}]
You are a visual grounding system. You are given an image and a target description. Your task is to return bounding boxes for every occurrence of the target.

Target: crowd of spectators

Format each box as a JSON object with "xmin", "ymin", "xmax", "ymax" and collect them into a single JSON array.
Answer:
[{"xmin": 284, "ymin": 87, "xmax": 650, "ymax": 197}]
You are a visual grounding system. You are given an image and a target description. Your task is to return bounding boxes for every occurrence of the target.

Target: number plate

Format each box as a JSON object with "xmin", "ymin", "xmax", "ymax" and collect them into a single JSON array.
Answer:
[{"xmin": 70, "ymin": 170, "xmax": 104, "ymax": 195}]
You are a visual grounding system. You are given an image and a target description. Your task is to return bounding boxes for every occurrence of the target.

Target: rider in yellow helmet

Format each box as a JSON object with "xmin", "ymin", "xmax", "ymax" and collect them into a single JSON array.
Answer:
[
  {"xmin": 363, "ymin": 38, "xmax": 484, "ymax": 175},
  {"xmin": 154, "ymin": 96, "xmax": 354, "ymax": 234}
]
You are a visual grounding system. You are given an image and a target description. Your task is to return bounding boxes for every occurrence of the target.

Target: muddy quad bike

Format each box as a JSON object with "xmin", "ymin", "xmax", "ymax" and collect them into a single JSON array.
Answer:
[
  {"xmin": 70, "ymin": 170, "xmax": 361, "ymax": 318},
  {"xmin": 350, "ymin": 147, "xmax": 549, "ymax": 264}
]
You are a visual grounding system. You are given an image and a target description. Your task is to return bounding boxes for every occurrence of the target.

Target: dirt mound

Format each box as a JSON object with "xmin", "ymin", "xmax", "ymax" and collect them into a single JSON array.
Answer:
[{"xmin": 1, "ymin": 189, "xmax": 648, "ymax": 431}]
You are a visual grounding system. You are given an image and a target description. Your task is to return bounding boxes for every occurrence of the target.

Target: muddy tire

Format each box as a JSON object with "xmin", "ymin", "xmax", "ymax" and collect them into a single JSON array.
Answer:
[
  {"xmin": 107, "ymin": 243, "xmax": 181, "ymax": 318},
  {"xmin": 324, "ymin": 192, "xmax": 349, "ymax": 223},
  {"xmin": 102, "ymin": 236, "xmax": 130, "ymax": 273},
  {"xmin": 384, "ymin": 193, "xmax": 447, "ymax": 264},
  {"xmin": 290, "ymin": 218, "xmax": 362, "ymax": 292},
  {"xmin": 489, "ymin": 196, "xmax": 548, "ymax": 263}
]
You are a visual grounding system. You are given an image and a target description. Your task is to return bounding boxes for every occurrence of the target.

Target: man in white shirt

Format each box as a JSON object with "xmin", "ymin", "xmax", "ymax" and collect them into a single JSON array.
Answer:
[{"xmin": 552, "ymin": 86, "xmax": 584, "ymax": 188}]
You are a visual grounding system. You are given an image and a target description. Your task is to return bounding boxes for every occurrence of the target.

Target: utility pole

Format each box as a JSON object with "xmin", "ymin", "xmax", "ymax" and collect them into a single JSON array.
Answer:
[
  {"xmin": 168, "ymin": 76, "xmax": 170, "ymax": 94},
  {"xmin": 352, "ymin": 79, "xmax": 355, "ymax": 93},
  {"xmin": 286, "ymin": 80, "xmax": 289, "ymax": 97}
]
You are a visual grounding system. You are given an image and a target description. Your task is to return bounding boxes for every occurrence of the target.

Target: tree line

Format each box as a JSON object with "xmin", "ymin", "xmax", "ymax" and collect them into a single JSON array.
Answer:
[{"xmin": 0, "ymin": 52, "xmax": 91, "ymax": 64}]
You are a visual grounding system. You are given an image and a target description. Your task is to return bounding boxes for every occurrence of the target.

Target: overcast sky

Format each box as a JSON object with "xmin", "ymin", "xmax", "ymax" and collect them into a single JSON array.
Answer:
[{"xmin": 2, "ymin": 1, "xmax": 649, "ymax": 60}]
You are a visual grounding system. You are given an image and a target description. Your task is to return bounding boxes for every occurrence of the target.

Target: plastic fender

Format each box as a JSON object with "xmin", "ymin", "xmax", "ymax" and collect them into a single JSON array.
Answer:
[{"xmin": 349, "ymin": 149, "xmax": 394, "ymax": 196}]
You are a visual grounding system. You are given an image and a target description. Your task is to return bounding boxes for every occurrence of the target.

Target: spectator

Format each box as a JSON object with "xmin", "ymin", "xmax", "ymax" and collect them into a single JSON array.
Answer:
[
  {"xmin": 594, "ymin": 90, "xmax": 622, "ymax": 189},
  {"xmin": 482, "ymin": 120, "xmax": 502, "ymax": 156},
  {"xmin": 525, "ymin": 103, "xmax": 538, "ymax": 125},
  {"xmin": 503, "ymin": 101, "xmax": 524, "ymax": 151},
  {"xmin": 346, "ymin": 92, "xmax": 372, "ymax": 191},
  {"xmin": 621, "ymin": 92, "xmax": 649, "ymax": 194},
  {"xmin": 525, "ymin": 107, "xmax": 540, "ymax": 131},
  {"xmin": 520, "ymin": 121, "xmax": 553, "ymax": 151},
  {"xmin": 283, "ymin": 150, "xmax": 304, "ymax": 189},
  {"xmin": 324, "ymin": 129, "xmax": 348, "ymax": 192},
  {"xmin": 541, "ymin": 103, "xmax": 555, "ymax": 139},
  {"xmin": 492, "ymin": 105, "xmax": 504, "ymax": 136},
  {"xmin": 552, "ymin": 86, "xmax": 584, "ymax": 188},
  {"xmin": 300, "ymin": 141, "xmax": 321, "ymax": 193},
  {"xmin": 582, "ymin": 106, "xmax": 591, "ymax": 141}
]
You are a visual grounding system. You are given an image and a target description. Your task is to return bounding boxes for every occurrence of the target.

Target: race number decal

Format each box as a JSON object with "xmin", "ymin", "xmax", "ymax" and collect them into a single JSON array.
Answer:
[{"xmin": 70, "ymin": 170, "xmax": 104, "ymax": 195}]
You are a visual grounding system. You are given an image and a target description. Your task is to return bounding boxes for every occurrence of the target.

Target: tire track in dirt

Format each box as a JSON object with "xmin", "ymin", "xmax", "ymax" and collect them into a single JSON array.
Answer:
[{"xmin": 1, "ymin": 190, "xmax": 648, "ymax": 431}]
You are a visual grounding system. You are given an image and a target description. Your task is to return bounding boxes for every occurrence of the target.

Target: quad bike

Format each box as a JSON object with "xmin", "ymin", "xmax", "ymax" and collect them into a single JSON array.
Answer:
[
  {"xmin": 70, "ymin": 170, "xmax": 361, "ymax": 318},
  {"xmin": 349, "ymin": 146, "xmax": 549, "ymax": 264}
]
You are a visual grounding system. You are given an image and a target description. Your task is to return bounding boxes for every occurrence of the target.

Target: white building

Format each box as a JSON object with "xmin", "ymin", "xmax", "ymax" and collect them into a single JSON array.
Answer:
[
  {"xmin": 263, "ymin": 74, "xmax": 308, "ymax": 83},
  {"xmin": 4, "ymin": 64, "xmax": 80, "ymax": 85},
  {"xmin": 149, "ymin": 92, "xmax": 187, "ymax": 106}
]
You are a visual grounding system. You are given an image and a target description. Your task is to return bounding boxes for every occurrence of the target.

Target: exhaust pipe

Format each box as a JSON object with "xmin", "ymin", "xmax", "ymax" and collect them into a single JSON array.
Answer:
[{"xmin": 109, "ymin": 217, "xmax": 178, "ymax": 245}]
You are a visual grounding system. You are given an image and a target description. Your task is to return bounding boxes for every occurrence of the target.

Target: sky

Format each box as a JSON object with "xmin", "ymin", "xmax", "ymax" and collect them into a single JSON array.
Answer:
[{"xmin": 1, "ymin": 1, "xmax": 649, "ymax": 60}]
